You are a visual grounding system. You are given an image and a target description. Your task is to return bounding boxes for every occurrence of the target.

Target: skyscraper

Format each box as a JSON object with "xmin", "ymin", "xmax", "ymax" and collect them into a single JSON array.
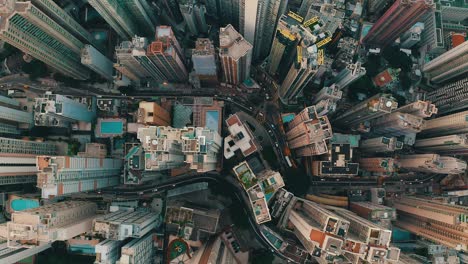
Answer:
[
  {"xmin": 359, "ymin": 136, "xmax": 403, "ymax": 153},
  {"xmin": 251, "ymin": 0, "xmax": 288, "ymax": 61},
  {"xmin": 371, "ymin": 112, "xmax": 425, "ymax": 137},
  {"xmin": 286, "ymin": 199, "xmax": 349, "ymax": 256},
  {"xmin": 279, "ymin": 45, "xmax": 323, "ymax": 103},
  {"xmin": 333, "ymin": 94, "xmax": 398, "ymax": 128},
  {"xmin": 267, "ymin": 14, "xmax": 303, "ymax": 78},
  {"xmin": 7, "ymin": 201, "xmax": 97, "ymax": 248},
  {"xmin": 81, "ymin": 45, "xmax": 114, "ymax": 81},
  {"xmin": 137, "ymin": 101, "xmax": 171, "ymax": 126},
  {"xmin": 390, "ymin": 196, "xmax": 468, "ymax": 251},
  {"xmin": 396, "ymin": 100, "xmax": 438, "ymax": 118},
  {"xmin": 88, "ymin": 0, "xmax": 156, "ymax": 39},
  {"xmin": 114, "ymin": 37, "xmax": 152, "ymax": 82},
  {"xmin": 0, "ymin": 1, "xmax": 90, "ymax": 79},
  {"xmin": 414, "ymin": 134, "xmax": 468, "ymax": 155},
  {"xmin": 137, "ymin": 126, "xmax": 221, "ymax": 172},
  {"xmin": 0, "ymin": 137, "xmax": 57, "ymax": 186},
  {"xmin": 286, "ymin": 106, "xmax": 332, "ymax": 157},
  {"xmin": 36, "ymin": 144, "xmax": 122, "ymax": 198},
  {"xmin": 423, "ymin": 40, "xmax": 468, "ymax": 84},
  {"xmin": 398, "ymin": 154, "xmax": 467, "ymax": 174},
  {"xmin": 34, "ymin": 93, "xmax": 97, "ymax": 127},
  {"xmin": 362, "ymin": 0, "xmax": 434, "ymax": 46},
  {"xmin": 0, "ymin": 95, "xmax": 33, "ymax": 131},
  {"xmin": 421, "ymin": 110, "xmax": 468, "ymax": 136},
  {"xmin": 192, "ymin": 38, "xmax": 218, "ymax": 86},
  {"xmin": 331, "ymin": 62, "xmax": 366, "ymax": 90},
  {"xmin": 148, "ymin": 26, "xmax": 188, "ymax": 82},
  {"xmin": 219, "ymin": 24, "xmax": 252, "ymax": 85},
  {"xmin": 426, "ymin": 77, "xmax": 468, "ymax": 115},
  {"xmin": 359, "ymin": 157, "xmax": 397, "ymax": 174},
  {"xmin": 179, "ymin": 0, "xmax": 208, "ymax": 36},
  {"xmin": 311, "ymin": 84, "xmax": 343, "ymax": 105}
]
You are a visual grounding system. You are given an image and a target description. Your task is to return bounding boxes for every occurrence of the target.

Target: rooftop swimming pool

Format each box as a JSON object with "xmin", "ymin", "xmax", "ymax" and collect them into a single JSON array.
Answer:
[
  {"xmin": 205, "ymin": 110, "xmax": 219, "ymax": 132},
  {"xmin": 100, "ymin": 121, "xmax": 123, "ymax": 134}
]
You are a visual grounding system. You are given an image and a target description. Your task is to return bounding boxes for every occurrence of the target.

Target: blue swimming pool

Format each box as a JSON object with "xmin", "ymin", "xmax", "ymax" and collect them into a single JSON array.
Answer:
[
  {"xmin": 205, "ymin": 110, "xmax": 219, "ymax": 132},
  {"xmin": 100, "ymin": 121, "xmax": 123, "ymax": 134},
  {"xmin": 11, "ymin": 199, "xmax": 39, "ymax": 211}
]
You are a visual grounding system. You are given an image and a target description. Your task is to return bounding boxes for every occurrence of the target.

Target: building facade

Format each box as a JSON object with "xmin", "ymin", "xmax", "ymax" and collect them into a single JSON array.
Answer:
[
  {"xmin": 192, "ymin": 38, "xmax": 218, "ymax": 86},
  {"xmin": 87, "ymin": 0, "xmax": 156, "ymax": 39},
  {"xmin": 0, "ymin": 1, "xmax": 91, "ymax": 79},
  {"xmin": 219, "ymin": 24, "xmax": 252, "ymax": 85},
  {"xmin": 423, "ymin": 41, "xmax": 468, "ymax": 84},
  {"xmin": 362, "ymin": 0, "xmax": 434, "ymax": 46}
]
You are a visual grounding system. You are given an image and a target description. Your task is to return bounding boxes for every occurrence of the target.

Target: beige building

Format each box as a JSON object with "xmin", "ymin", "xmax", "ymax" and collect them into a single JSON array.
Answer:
[
  {"xmin": 414, "ymin": 134, "xmax": 468, "ymax": 155},
  {"xmin": 423, "ymin": 41, "xmax": 468, "ymax": 84},
  {"xmin": 359, "ymin": 157, "xmax": 396, "ymax": 174},
  {"xmin": 396, "ymin": 100, "xmax": 438, "ymax": 118},
  {"xmin": 137, "ymin": 101, "xmax": 171, "ymax": 126},
  {"xmin": 286, "ymin": 106, "xmax": 332, "ymax": 157},
  {"xmin": 390, "ymin": 196, "xmax": 468, "ymax": 251},
  {"xmin": 219, "ymin": 24, "xmax": 252, "ymax": 85},
  {"xmin": 7, "ymin": 201, "xmax": 97, "ymax": 248},
  {"xmin": 224, "ymin": 114, "xmax": 261, "ymax": 159},
  {"xmin": 36, "ymin": 146, "xmax": 122, "ymax": 198},
  {"xmin": 421, "ymin": 110, "xmax": 468, "ymax": 136},
  {"xmin": 398, "ymin": 154, "xmax": 467, "ymax": 174},
  {"xmin": 359, "ymin": 136, "xmax": 403, "ymax": 153},
  {"xmin": 371, "ymin": 112, "xmax": 425, "ymax": 137}
]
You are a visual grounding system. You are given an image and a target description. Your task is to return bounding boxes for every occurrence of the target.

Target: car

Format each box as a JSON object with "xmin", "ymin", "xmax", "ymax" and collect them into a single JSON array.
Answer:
[
  {"xmin": 275, "ymin": 142, "xmax": 279, "ymax": 147},
  {"xmin": 138, "ymin": 191, "xmax": 144, "ymax": 195},
  {"xmin": 270, "ymin": 124, "xmax": 275, "ymax": 128}
]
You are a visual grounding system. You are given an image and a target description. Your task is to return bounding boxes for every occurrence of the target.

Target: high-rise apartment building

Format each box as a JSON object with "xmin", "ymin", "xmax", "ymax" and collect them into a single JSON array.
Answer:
[
  {"xmin": 219, "ymin": 24, "xmax": 252, "ymax": 85},
  {"xmin": 36, "ymin": 145, "xmax": 122, "ymax": 198},
  {"xmin": 390, "ymin": 196, "xmax": 468, "ymax": 251},
  {"xmin": 0, "ymin": 0, "xmax": 91, "ymax": 79},
  {"xmin": 81, "ymin": 45, "xmax": 114, "ymax": 81},
  {"xmin": 138, "ymin": 126, "xmax": 221, "ymax": 172},
  {"xmin": 93, "ymin": 210, "xmax": 161, "ymax": 240},
  {"xmin": 312, "ymin": 84, "xmax": 343, "ymax": 105},
  {"xmin": 286, "ymin": 199, "xmax": 349, "ymax": 257},
  {"xmin": 34, "ymin": 93, "xmax": 96, "ymax": 127},
  {"xmin": 423, "ymin": 40, "xmax": 468, "ymax": 84},
  {"xmin": 95, "ymin": 239, "xmax": 124, "ymax": 264},
  {"xmin": 421, "ymin": 110, "xmax": 468, "ymax": 136},
  {"xmin": 426, "ymin": 77, "xmax": 468, "ymax": 115},
  {"xmin": 329, "ymin": 207, "xmax": 398, "ymax": 263},
  {"xmin": 397, "ymin": 100, "xmax": 438, "ymax": 118},
  {"xmin": 268, "ymin": 14, "xmax": 307, "ymax": 80},
  {"xmin": 88, "ymin": 0, "xmax": 156, "ymax": 39},
  {"xmin": 224, "ymin": 114, "xmax": 261, "ymax": 159},
  {"xmin": 362, "ymin": 0, "xmax": 434, "ymax": 46},
  {"xmin": 116, "ymin": 232, "xmax": 154, "ymax": 264},
  {"xmin": 360, "ymin": 136, "xmax": 403, "ymax": 153},
  {"xmin": 359, "ymin": 157, "xmax": 397, "ymax": 174},
  {"xmin": 114, "ymin": 36, "xmax": 150, "ymax": 82},
  {"xmin": 137, "ymin": 101, "xmax": 171, "ymax": 126},
  {"xmin": 252, "ymin": 0, "xmax": 288, "ymax": 61},
  {"xmin": 179, "ymin": 0, "xmax": 207, "ymax": 36},
  {"xmin": 7, "ymin": 201, "xmax": 97, "ymax": 248},
  {"xmin": 27, "ymin": 0, "xmax": 98, "ymax": 47},
  {"xmin": 398, "ymin": 154, "xmax": 467, "ymax": 174},
  {"xmin": 415, "ymin": 134, "xmax": 468, "ymax": 155},
  {"xmin": 333, "ymin": 94, "xmax": 398, "ymax": 128},
  {"xmin": 192, "ymin": 38, "xmax": 218, "ymax": 86},
  {"xmin": 371, "ymin": 112, "xmax": 425, "ymax": 137},
  {"xmin": 0, "ymin": 95, "xmax": 33, "ymax": 131},
  {"xmin": 279, "ymin": 45, "xmax": 323, "ymax": 103},
  {"xmin": 286, "ymin": 106, "xmax": 332, "ymax": 157},
  {"xmin": 349, "ymin": 202, "xmax": 397, "ymax": 222},
  {"xmin": 0, "ymin": 137, "xmax": 57, "ymax": 186},
  {"xmin": 311, "ymin": 143, "xmax": 359, "ymax": 177},
  {"xmin": 331, "ymin": 62, "xmax": 366, "ymax": 90},
  {"xmin": 148, "ymin": 26, "xmax": 188, "ymax": 82}
]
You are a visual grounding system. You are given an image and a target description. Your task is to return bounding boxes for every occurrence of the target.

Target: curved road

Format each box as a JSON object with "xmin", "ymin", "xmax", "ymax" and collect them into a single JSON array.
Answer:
[{"xmin": 103, "ymin": 172, "xmax": 298, "ymax": 262}]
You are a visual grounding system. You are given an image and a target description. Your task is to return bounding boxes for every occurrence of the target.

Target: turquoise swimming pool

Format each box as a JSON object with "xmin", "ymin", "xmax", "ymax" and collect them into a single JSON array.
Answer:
[
  {"xmin": 11, "ymin": 199, "xmax": 39, "ymax": 211},
  {"xmin": 205, "ymin": 110, "xmax": 219, "ymax": 132},
  {"xmin": 100, "ymin": 121, "xmax": 123, "ymax": 134}
]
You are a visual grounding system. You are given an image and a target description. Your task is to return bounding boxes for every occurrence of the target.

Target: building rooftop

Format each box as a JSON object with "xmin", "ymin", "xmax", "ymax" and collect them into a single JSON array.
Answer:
[
  {"xmin": 219, "ymin": 24, "xmax": 252, "ymax": 61},
  {"xmin": 224, "ymin": 114, "xmax": 260, "ymax": 159}
]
